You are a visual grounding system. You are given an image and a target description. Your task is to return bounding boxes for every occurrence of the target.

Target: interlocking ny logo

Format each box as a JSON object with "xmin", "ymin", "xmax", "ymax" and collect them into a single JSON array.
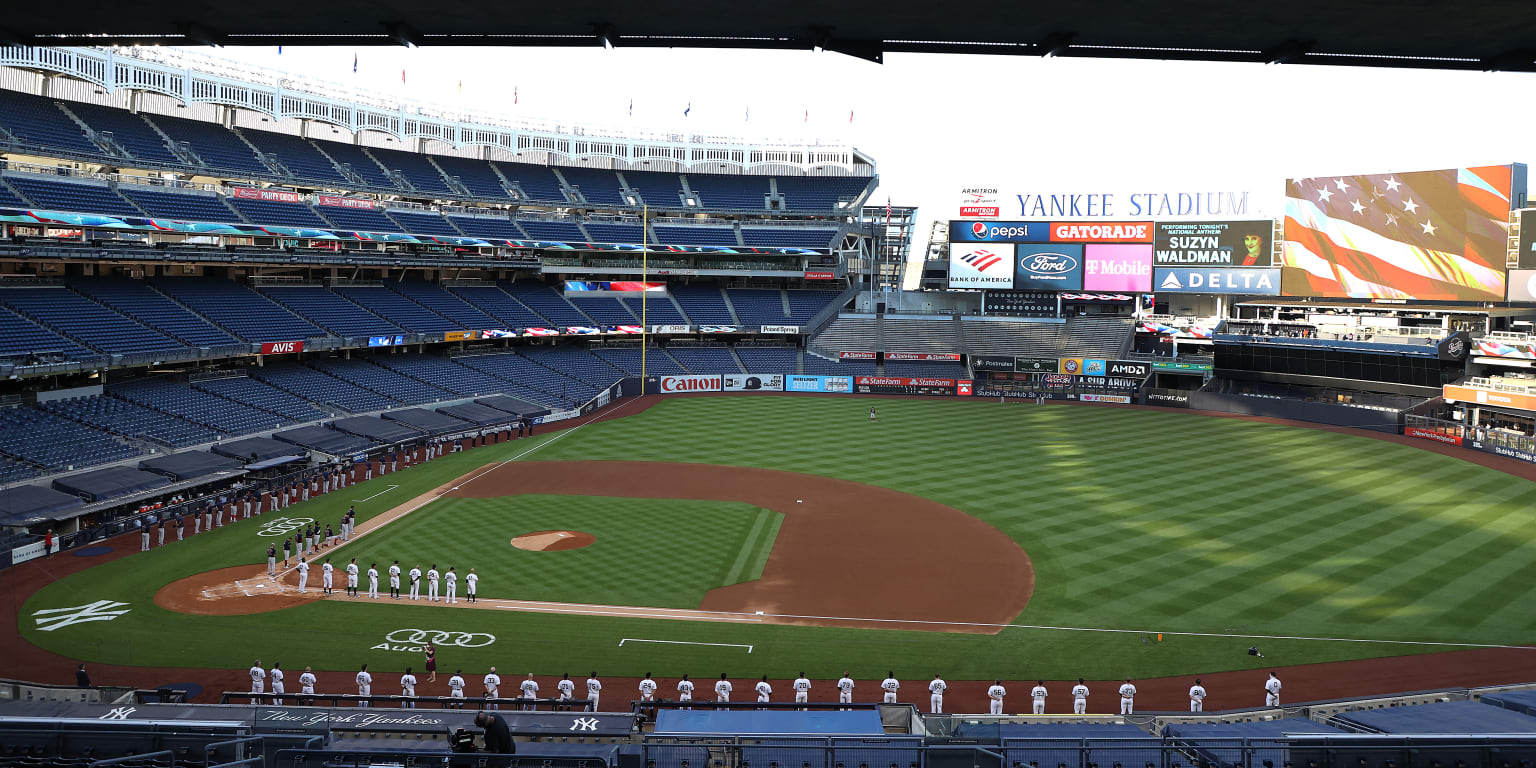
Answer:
[
  {"xmin": 570, "ymin": 717, "xmax": 599, "ymax": 731},
  {"xmin": 33, "ymin": 600, "xmax": 132, "ymax": 632},
  {"xmin": 99, "ymin": 707, "xmax": 137, "ymax": 720}
]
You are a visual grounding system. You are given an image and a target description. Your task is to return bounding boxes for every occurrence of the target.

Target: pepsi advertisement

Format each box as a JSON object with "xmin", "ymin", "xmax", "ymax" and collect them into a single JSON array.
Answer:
[
  {"xmin": 950, "ymin": 220, "xmax": 1052, "ymax": 243},
  {"xmin": 1014, "ymin": 244, "xmax": 1084, "ymax": 290}
]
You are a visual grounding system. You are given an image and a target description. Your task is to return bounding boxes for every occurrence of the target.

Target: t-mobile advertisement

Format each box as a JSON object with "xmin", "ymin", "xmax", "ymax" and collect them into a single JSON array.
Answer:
[{"xmin": 1082, "ymin": 244, "xmax": 1153, "ymax": 291}]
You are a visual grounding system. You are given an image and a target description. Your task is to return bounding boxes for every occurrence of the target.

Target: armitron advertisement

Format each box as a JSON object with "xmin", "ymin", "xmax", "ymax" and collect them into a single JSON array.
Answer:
[
  {"xmin": 854, "ymin": 376, "xmax": 959, "ymax": 396},
  {"xmin": 660, "ymin": 375, "xmax": 722, "ymax": 393},
  {"xmin": 1155, "ymin": 220, "xmax": 1273, "ymax": 267},
  {"xmin": 949, "ymin": 243, "xmax": 1016, "ymax": 288},
  {"xmin": 960, "ymin": 188, "xmax": 1001, "ymax": 218}
]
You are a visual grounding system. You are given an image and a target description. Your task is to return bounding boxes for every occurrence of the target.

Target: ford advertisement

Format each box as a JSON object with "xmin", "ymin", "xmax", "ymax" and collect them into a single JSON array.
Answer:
[{"xmin": 1014, "ymin": 244, "xmax": 1084, "ymax": 290}]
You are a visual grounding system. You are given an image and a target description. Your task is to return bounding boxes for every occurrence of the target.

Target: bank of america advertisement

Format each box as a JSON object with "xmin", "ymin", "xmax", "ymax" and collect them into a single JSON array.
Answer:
[
  {"xmin": 1155, "ymin": 220, "xmax": 1274, "ymax": 267},
  {"xmin": 949, "ymin": 243, "xmax": 1016, "ymax": 288}
]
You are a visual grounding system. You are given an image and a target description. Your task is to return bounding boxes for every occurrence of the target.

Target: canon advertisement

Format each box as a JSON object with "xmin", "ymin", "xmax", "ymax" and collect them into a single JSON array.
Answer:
[
  {"xmin": 660, "ymin": 375, "xmax": 722, "ymax": 393},
  {"xmin": 1155, "ymin": 220, "xmax": 1273, "ymax": 267},
  {"xmin": 949, "ymin": 243, "xmax": 1016, "ymax": 288},
  {"xmin": 854, "ymin": 376, "xmax": 964, "ymax": 396}
]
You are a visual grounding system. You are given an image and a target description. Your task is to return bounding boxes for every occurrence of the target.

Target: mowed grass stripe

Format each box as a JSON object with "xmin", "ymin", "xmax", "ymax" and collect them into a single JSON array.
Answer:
[
  {"xmin": 744, "ymin": 511, "xmax": 784, "ymax": 582},
  {"xmin": 722, "ymin": 507, "xmax": 779, "ymax": 586}
]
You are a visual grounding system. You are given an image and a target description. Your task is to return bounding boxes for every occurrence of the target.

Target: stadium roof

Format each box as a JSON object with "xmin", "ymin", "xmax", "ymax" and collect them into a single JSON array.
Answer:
[{"xmin": 12, "ymin": 0, "xmax": 1536, "ymax": 72}]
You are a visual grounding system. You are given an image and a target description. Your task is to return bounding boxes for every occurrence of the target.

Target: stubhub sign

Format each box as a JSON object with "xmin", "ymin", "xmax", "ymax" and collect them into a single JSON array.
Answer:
[{"xmin": 1153, "ymin": 267, "xmax": 1280, "ymax": 295}]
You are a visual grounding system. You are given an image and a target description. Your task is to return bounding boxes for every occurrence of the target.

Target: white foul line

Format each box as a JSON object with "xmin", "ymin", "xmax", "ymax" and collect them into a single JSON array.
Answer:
[
  {"xmin": 620, "ymin": 638, "xmax": 754, "ymax": 653},
  {"xmin": 351, "ymin": 484, "xmax": 398, "ymax": 502}
]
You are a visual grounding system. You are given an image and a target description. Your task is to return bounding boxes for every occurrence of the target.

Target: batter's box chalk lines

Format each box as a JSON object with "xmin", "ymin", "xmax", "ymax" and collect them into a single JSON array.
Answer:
[
  {"xmin": 351, "ymin": 484, "xmax": 398, "ymax": 503},
  {"xmin": 620, "ymin": 638, "xmax": 753, "ymax": 653}
]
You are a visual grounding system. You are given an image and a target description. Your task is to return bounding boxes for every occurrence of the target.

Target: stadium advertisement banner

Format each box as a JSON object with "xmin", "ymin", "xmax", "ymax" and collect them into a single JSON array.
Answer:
[
  {"xmin": 1144, "ymin": 387, "xmax": 1191, "ymax": 407},
  {"xmin": 885, "ymin": 352, "xmax": 961, "ymax": 361},
  {"xmin": 699, "ymin": 325, "xmax": 739, "ymax": 334},
  {"xmin": 1152, "ymin": 360, "xmax": 1215, "ymax": 371},
  {"xmin": 1467, "ymin": 439, "xmax": 1536, "ymax": 465},
  {"xmin": 522, "ymin": 328, "xmax": 560, "ymax": 337},
  {"xmin": 785, "ymin": 375, "xmax": 852, "ymax": 393},
  {"xmin": 1049, "ymin": 221, "xmax": 1154, "ymax": 243},
  {"xmin": 650, "ymin": 325, "xmax": 693, "ymax": 334},
  {"xmin": 972, "ymin": 355, "xmax": 1017, "ymax": 372},
  {"xmin": 1474, "ymin": 338, "xmax": 1536, "ymax": 359},
  {"xmin": 1107, "ymin": 360, "xmax": 1152, "ymax": 378},
  {"xmin": 1154, "ymin": 267, "xmax": 1281, "ymax": 295},
  {"xmin": 760, "ymin": 325, "xmax": 801, "ymax": 334},
  {"xmin": 950, "ymin": 220, "xmax": 1052, "ymax": 243},
  {"xmin": 1521, "ymin": 210, "xmax": 1536, "ymax": 269},
  {"xmin": 1083, "ymin": 244, "xmax": 1154, "ymax": 291},
  {"xmin": 803, "ymin": 270, "xmax": 838, "ymax": 280},
  {"xmin": 959, "ymin": 188, "xmax": 1001, "ymax": 218},
  {"xmin": 367, "ymin": 334, "xmax": 406, "ymax": 347},
  {"xmin": 316, "ymin": 195, "xmax": 376, "ymax": 209},
  {"xmin": 1017, "ymin": 357, "xmax": 1058, "ymax": 372},
  {"xmin": 722, "ymin": 374, "xmax": 785, "ymax": 392},
  {"xmin": 1079, "ymin": 393, "xmax": 1132, "ymax": 404},
  {"xmin": 260, "ymin": 340, "xmax": 304, "ymax": 354},
  {"xmin": 1015, "ymin": 243, "xmax": 1085, "ymax": 290},
  {"xmin": 1506, "ymin": 269, "xmax": 1536, "ymax": 302},
  {"xmin": 839, "ymin": 351, "xmax": 877, "ymax": 360},
  {"xmin": 661, "ymin": 375, "xmax": 722, "ymax": 393},
  {"xmin": 1082, "ymin": 358, "xmax": 1108, "ymax": 376},
  {"xmin": 1444, "ymin": 384, "xmax": 1536, "ymax": 412},
  {"xmin": 950, "ymin": 243, "xmax": 1016, "ymax": 288},
  {"xmin": 854, "ymin": 376, "xmax": 959, "ymax": 396},
  {"xmin": 442, "ymin": 331, "xmax": 479, "ymax": 342},
  {"xmin": 1280, "ymin": 165, "xmax": 1517, "ymax": 301},
  {"xmin": 564, "ymin": 281, "xmax": 666, "ymax": 292},
  {"xmin": 1154, "ymin": 220, "xmax": 1274, "ymax": 266},
  {"xmin": 1058, "ymin": 357, "xmax": 1085, "ymax": 375},
  {"xmin": 1406, "ymin": 427, "xmax": 1462, "ymax": 445},
  {"xmin": 231, "ymin": 187, "xmax": 302, "ymax": 203}
]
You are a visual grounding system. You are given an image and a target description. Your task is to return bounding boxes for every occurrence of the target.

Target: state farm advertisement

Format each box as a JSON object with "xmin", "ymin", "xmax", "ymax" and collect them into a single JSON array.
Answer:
[
  {"xmin": 854, "ymin": 376, "xmax": 959, "ymax": 396},
  {"xmin": 959, "ymin": 188, "xmax": 1000, "ymax": 218},
  {"xmin": 232, "ymin": 187, "xmax": 302, "ymax": 203},
  {"xmin": 260, "ymin": 340, "xmax": 304, "ymax": 354},
  {"xmin": 1082, "ymin": 244, "xmax": 1154, "ymax": 292},
  {"xmin": 1050, "ymin": 221, "xmax": 1153, "ymax": 243},
  {"xmin": 884, "ymin": 352, "xmax": 961, "ymax": 361},
  {"xmin": 660, "ymin": 375, "xmax": 722, "ymax": 393}
]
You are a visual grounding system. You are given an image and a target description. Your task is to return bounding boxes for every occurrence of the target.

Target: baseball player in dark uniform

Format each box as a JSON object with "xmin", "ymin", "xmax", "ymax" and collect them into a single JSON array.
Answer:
[{"xmin": 267, "ymin": 545, "xmax": 278, "ymax": 577}]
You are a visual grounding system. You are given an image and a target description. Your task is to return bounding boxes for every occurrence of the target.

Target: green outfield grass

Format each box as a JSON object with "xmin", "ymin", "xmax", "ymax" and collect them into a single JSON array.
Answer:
[
  {"xmin": 17, "ymin": 395, "xmax": 1536, "ymax": 681},
  {"xmin": 334, "ymin": 494, "xmax": 780, "ymax": 607}
]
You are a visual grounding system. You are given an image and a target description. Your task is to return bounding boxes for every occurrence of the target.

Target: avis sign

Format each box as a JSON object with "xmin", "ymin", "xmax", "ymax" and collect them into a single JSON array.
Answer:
[
  {"xmin": 261, "ymin": 341, "xmax": 304, "ymax": 354},
  {"xmin": 660, "ymin": 375, "xmax": 722, "ymax": 393}
]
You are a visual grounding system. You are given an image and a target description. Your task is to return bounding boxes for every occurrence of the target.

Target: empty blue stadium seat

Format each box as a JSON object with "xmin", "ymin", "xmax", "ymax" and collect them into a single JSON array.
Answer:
[
  {"xmin": 518, "ymin": 220, "xmax": 587, "ymax": 242},
  {"xmin": 367, "ymin": 145, "xmax": 455, "ymax": 196},
  {"xmin": 785, "ymin": 290, "xmax": 844, "ymax": 323},
  {"xmin": 686, "ymin": 172, "xmax": 770, "ymax": 210},
  {"xmin": 44, "ymin": 393, "xmax": 221, "ymax": 448},
  {"xmin": 493, "ymin": 161, "xmax": 568, "ymax": 203},
  {"xmin": 0, "ymin": 90, "xmax": 101, "ymax": 156},
  {"xmin": 259, "ymin": 286, "xmax": 399, "ymax": 338},
  {"xmin": 332, "ymin": 285, "xmax": 461, "ymax": 333},
  {"xmin": 152, "ymin": 278, "xmax": 324, "ymax": 343},
  {"xmin": 774, "ymin": 176, "xmax": 873, "ymax": 212},
  {"xmin": 653, "ymin": 225, "xmax": 738, "ymax": 246},
  {"xmin": 372, "ymin": 354, "xmax": 510, "ymax": 397},
  {"xmin": 671, "ymin": 286, "xmax": 737, "ymax": 325},
  {"xmin": 592, "ymin": 346, "xmax": 686, "ymax": 375},
  {"xmin": 386, "ymin": 281, "xmax": 500, "ymax": 329},
  {"xmin": 0, "ymin": 286, "xmax": 184, "ymax": 355},
  {"xmin": 315, "ymin": 204, "xmax": 399, "ymax": 232},
  {"xmin": 192, "ymin": 375, "xmax": 328, "ymax": 422},
  {"xmin": 66, "ymin": 101, "xmax": 180, "ymax": 164},
  {"xmin": 310, "ymin": 140, "xmax": 397, "ymax": 188},
  {"xmin": 447, "ymin": 285, "xmax": 547, "ymax": 327},
  {"xmin": 431, "ymin": 155, "xmax": 512, "ymax": 199},
  {"xmin": 227, "ymin": 196, "xmax": 331, "ymax": 228},
  {"xmin": 145, "ymin": 113, "xmax": 271, "ymax": 177},
  {"xmin": 568, "ymin": 296, "xmax": 637, "ymax": 324},
  {"xmin": 4, "ymin": 175, "xmax": 139, "ymax": 217},
  {"xmin": 70, "ymin": 279, "xmax": 239, "ymax": 348},
  {"xmin": 251, "ymin": 363, "xmax": 401, "ymax": 414},
  {"xmin": 622, "ymin": 296, "xmax": 687, "ymax": 325},
  {"xmin": 519, "ymin": 346, "xmax": 622, "ymax": 392},
  {"xmin": 0, "ymin": 305, "xmax": 99, "ymax": 361},
  {"xmin": 448, "ymin": 215, "xmax": 525, "ymax": 239},
  {"xmin": 735, "ymin": 346, "xmax": 798, "ymax": 372},
  {"xmin": 309, "ymin": 358, "xmax": 455, "ymax": 405},
  {"xmin": 622, "ymin": 169, "xmax": 685, "ymax": 208},
  {"xmin": 238, "ymin": 129, "xmax": 349, "ymax": 184},
  {"xmin": 667, "ymin": 346, "xmax": 743, "ymax": 374},
  {"xmin": 385, "ymin": 209, "xmax": 461, "ymax": 237},
  {"xmin": 0, "ymin": 405, "xmax": 140, "ymax": 472},
  {"xmin": 502, "ymin": 283, "xmax": 592, "ymax": 326},
  {"xmin": 452, "ymin": 352, "xmax": 571, "ymax": 406},
  {"xmin": 727, "ymin": 288, "xmax": 789, "ymax": 326},
  {"xmin": 582, "ymin": 222, "xmax": 646, "ymax": 244},
  {"xmin": 110, "ymin": 378, "xmax": 289, "ymax": 436},
  {"xmin": 741, "ymin": 228, "xmax": 837, "ymax": 249},
  {"xmin": 116, "ymin": 186, "xmax": 237, "ymax": 222},
  {"xmin": 560, "ymin": 167, "xmax": 629, "ymax": 207},
  {"xmin": 0, "ymin": 182, "xmax": 28, "ymax": 208}
]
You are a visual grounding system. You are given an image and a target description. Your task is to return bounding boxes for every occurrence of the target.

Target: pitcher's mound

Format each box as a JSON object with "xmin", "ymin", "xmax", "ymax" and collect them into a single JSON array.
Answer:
[{"xmin": 511, "ymin": 530, "xmax": 594, "ymax": 551}]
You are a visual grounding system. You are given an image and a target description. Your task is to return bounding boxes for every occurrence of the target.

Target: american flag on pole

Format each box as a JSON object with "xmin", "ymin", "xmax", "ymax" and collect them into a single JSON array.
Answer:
[{"xmin": 1281, "ymin": 165, "xmax": 1514, "ymax": 301}]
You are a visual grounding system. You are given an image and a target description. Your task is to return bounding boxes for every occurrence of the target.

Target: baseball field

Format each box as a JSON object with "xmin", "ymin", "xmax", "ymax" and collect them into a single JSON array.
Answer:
[{"xmin": 9, "ymin": 393, "xmax": 1536, "ymax": 706}]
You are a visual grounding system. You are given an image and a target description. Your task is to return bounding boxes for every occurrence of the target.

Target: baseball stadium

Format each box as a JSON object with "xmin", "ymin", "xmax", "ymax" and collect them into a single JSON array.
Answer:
[{"xmin": 3, "ymin": 4, "xmax": 1536, "ymax": 766}]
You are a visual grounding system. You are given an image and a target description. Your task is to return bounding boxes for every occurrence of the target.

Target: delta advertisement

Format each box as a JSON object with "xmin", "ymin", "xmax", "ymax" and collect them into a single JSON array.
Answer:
[
  {"xmin": 1154, "ymin": 220, "xmax": 1273, "ymax": 267},
  {"xmin": 854, "ymin": 376, "xmax": 968, "ymax": 396},
  {"xmin": 785, "ymin": 375, "xmax": 852, "ymax": 393},
  {"xmin": 722, "ymin": 374, "xmax": 785, "ymax": 392},
  {"xmin": 1153, "ymin": 267, "xmax": 1281, "ymax": 295}
]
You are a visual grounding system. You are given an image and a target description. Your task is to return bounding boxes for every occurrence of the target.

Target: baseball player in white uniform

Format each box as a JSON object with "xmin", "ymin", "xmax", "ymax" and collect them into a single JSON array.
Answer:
[
  {"xmin": 271, "ymin": 662, "xmax": 285, "ymax": 705},
  {"xmin": 1031, "ymin": 681, "xmax": 1048, "ymax": 714},
  {"xmin": 445, "ymin": 567, "xmax": 458, "ymax": 603},
  {"xmin": 928, "ymin": 675, "xmax": 946, "ymax": 713},
  {"xmin": 678, "ymin": 675, "xmax": 695, "ymax": 705},
  {"xmin": 715, "ymin": 674, "xmax": 732, "ymax": 702},
  {"xmin": 484, "ymin": 667, "xmax": 502, "ymax": 709},
  {"xmin": 755, "ymin": 676, "xmax": 772, "ymax": 703},
  {"xmin": 408, "ymin": 565, "xmax": 421, "ymax": 600},
  {"xmin": 296, "ymin": 558, "xmax": 309, "ymax": 593},
  {"xmin": 249, "ymin": 660, "xmax": 266, "ymax": 695},
  {"xmin": 793, "ymin": 673, "xmax": 811, "ymax": 704},
  {"xmin": 427, "ymin": 565, "xmax": 440, "ymax": 601},
  {"xmin": 346, "ymin": 559, "xmax": 359, "ymax": 597},
  {"xmin": 837, "ymin": 673, "xmax": 855, "ymax": 705},
  {"xmin": 1118, "ymin": 679, "xmax": 1137, "ymax": 715},
  {"xmin": 1265, "ymin": 673, "xmax": 1281, "ymax": 707},
  {"xmin": 520, "ymin": 674, "xmax": 540, "ymax": 709},
  {"xmin": 400, "ymin": 668, "xmax": 418, "ymax": 708},
  {"xmin": 299, "ymin": 667, "xmax": 317, "ymax": 699},
  {"xmin": 1189, "ymin": 679, "xmax": 1207, "ymax": 712},
  {"xmin": 1071, "ymin": 679, "xmax": 1090, "ymax": 714},
  {"xmin": 388, "ymin": 561, "xmax": 402, "ymax": 599},
  {"xmin": 586, "ymin": 672, "xmax": 602, "ymax": 711},
  {"xmin": 356, "ymin": 664, "xmax": 373, "ymax": 708},
  {"xmin": 558, "ymin": 673, "xmax": 575, "ymax": 703},
  {"xmin": 987, "ymin": 680, "xmax": 1007, "ymax": 715},
  {"xmin": 881, "ymin": 673, "xmax": 899, "ymax": 704},
  {"xmin": 322, "ymin": 559, "xmax": 334, "ymax": 595},
  {"xmin": 466, "ymin": 568, "xmax": 479, "ymax": 603},
  {"xmin": 639, "ymin": 673, "xmax": 658, "ymax": 702},
  {"xmin": 367, "ymin": 564, "xmax": 379, "ymax": 599},
  {"xmin": 448, "ymin": 670, "xmax": 466, "ymax": 707}
]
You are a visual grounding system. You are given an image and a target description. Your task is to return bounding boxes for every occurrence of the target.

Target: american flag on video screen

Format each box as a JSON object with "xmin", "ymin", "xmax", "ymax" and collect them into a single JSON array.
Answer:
[{"xmin": 1281, "ymin": 165, "xmax": 1513, "ymax": 301}]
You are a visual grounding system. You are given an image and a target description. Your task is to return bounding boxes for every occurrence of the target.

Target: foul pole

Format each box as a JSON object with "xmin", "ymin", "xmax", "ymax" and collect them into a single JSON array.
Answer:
[{"xmin": 641, "ymin": 204, "xmax": 648, "ymax": 381}]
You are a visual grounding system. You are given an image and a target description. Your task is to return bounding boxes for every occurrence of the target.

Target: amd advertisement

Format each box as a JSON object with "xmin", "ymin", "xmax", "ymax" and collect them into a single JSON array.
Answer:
[{"xmin": 1155, "ymin": 220, "xmax": 1273, "ymax": 267}]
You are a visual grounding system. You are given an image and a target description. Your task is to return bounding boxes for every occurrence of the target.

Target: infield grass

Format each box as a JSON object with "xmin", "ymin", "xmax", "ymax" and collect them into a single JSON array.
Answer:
[{"xmin": 18, "ymin": 395, "xmax": 1536, "ymax": 681}]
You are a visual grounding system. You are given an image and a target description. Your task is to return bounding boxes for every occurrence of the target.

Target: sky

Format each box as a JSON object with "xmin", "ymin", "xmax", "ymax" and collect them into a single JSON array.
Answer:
[{"xmin": 206, "ymin": 45, "xmax": 1535, "ymax": 244}]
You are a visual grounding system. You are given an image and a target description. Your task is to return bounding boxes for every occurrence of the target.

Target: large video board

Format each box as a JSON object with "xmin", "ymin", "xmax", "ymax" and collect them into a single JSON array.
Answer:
[{"xmin": 1280, "ymin": 165, "xmax": 1521, "ymax": 301}]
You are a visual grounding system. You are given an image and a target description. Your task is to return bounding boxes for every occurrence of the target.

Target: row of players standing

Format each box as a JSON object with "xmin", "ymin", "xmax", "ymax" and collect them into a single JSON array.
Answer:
[{"xmin": 138, "ymin": 461, "xmax": 357, "ymax": 551}]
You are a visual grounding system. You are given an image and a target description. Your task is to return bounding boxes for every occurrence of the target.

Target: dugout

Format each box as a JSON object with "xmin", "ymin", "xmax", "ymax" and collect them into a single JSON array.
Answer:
[
  {"xmin": 52, "ymin": 466, "xmax": 173, "ymax": 503},
  {"xmin": 0, "ymin": 483, "xmax": 84, "ymax": 526},
  {"xmin": 476, "ymin": 395, "xmax": 550, "ymax": 418},
  {"xmin": 139, "ymin": 452, "xmax": 244, "ymax": 482},
  {"xmin": 212, "ymin": 436, "xmax": 306, "ymax": 464},
  {"xmin": 383, "ymin": 407, "xmax": 473, "ymax": 435},
  {"xmin": 330, "ymin": 416, "xmax": 425, "ymax": 444},
  {"xmin": 438, "ymin": 401, "xmax": 522, "ymax": 426},
  {"xmin": 274, "ymin": 425, "xmax": 374, "ymax": 455}
]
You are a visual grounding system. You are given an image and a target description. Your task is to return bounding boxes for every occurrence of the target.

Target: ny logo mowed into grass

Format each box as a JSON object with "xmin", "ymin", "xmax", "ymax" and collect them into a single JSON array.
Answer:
[{"xmin": 33, "ymin": 600, "xmax": 132, "ymax": 631}]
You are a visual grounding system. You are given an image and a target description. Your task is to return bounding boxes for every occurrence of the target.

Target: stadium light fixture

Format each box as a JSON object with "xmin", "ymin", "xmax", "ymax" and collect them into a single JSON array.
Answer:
[{"xmin": 595, "ymin": 24, "xmax": 616, "ymax": 50}]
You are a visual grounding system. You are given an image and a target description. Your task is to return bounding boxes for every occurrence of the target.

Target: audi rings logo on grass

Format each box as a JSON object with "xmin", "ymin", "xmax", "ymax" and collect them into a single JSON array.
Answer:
[
  {"xmin": 256, "ymin": 517, "xmax": 314, "ymax": 537},
  {"xmin": 373, "ymin": 629, "xmax": 497, "ymax": 653}
]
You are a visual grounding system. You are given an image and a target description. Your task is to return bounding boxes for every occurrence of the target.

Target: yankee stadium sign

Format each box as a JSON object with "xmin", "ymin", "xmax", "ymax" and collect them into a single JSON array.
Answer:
[{"xmin": 958, "ymin": 188, "xmax": 1263, "ymax": 219}]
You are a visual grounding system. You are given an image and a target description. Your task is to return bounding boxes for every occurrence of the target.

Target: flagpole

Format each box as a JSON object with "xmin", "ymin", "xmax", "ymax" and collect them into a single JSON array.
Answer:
[{"xmin": 641, "ymin": 203, "xmax": 648, "ymax": 383}]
